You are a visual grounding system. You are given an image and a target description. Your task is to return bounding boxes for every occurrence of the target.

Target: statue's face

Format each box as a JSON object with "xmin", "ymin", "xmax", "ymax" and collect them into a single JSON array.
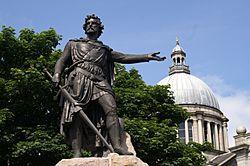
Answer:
[{"xmin": 85, "ymin": 18, "xmax": 101, "ymax": 34}]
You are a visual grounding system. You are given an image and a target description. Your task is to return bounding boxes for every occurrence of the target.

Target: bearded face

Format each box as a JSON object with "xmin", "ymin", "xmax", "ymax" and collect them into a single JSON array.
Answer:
[{"xmin": 85, "ymin": 18, "xmax": 101, "ymax": 35}]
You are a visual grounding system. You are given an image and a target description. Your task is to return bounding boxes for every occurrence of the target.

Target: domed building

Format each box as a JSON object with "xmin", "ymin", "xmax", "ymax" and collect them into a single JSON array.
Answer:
[{"xmin": 158, "ymin": 39, "xmax": 229, "ymax": 152}]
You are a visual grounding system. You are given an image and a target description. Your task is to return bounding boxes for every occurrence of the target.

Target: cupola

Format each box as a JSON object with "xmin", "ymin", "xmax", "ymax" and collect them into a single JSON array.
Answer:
[{"xmin": 169, "ymin": 38, "xmax": 190, "ymax": 75}]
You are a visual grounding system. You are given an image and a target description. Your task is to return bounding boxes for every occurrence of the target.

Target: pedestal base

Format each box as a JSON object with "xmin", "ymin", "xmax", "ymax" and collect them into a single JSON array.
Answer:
[{"xmin": 56, "ymin": 153, "xmax": 148, "ymax": 166}]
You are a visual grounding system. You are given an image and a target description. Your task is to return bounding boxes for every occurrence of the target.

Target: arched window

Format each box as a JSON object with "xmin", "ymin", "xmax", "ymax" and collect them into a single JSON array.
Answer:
[
  {"xmin": 177, "ymin": 57, "xmax": 180, "ymax": 64},
  {"xmin": 182, "ymin": 57, "xmax": 184, "ymax": 64}
]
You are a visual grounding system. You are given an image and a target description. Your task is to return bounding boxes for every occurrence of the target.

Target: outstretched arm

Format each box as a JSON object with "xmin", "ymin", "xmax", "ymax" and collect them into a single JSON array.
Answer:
[{"xmin": 111, "ymin": 51, "xmax": 166, "ymax": 64}]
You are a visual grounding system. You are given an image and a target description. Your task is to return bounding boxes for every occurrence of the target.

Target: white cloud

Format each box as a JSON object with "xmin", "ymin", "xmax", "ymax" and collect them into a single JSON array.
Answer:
[
  {"xmin": 216, "ymin": 93, "xmax": 250, "ymax": 147},
  {"xmin": 202, "ymin": 75, "xmax": 250, "ymax": 146}
]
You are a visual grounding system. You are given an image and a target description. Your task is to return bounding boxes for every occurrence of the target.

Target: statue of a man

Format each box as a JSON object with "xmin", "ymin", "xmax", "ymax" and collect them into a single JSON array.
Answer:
[{"xmin": 52, "ymin": 14, "xmax": 165, "ymax": 157}]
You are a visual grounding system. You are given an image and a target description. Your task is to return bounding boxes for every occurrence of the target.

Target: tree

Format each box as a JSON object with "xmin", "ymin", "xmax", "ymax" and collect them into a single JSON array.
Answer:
[{"xmin": 0, "ymin": 26, "xmax": 72, "ymax": 166}]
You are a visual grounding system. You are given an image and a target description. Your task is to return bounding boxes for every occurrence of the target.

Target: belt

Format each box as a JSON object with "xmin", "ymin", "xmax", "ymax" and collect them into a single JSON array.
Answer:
[{"xmin": 75, "ymin": 67, "xmax": 105, "ymax": 81}]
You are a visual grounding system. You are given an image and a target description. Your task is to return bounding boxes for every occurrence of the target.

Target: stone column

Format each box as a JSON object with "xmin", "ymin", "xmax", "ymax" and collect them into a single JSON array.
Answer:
[
  {"xmin": 192, "ymin": 118, "xmax": 198, "ymax": 143},
  {"xmin": 197, "ymin": 115, "xmax": 203, "ymax": 144},
  {"xmin": 207, "ymin": 121, "xmax": 212, "ymax": 143},
  {"xmin": 185, "ymin": 120, "xmax": 189, "ymax": 143},
  {"xmin": 223, "ymin": 122, "xmax": 229, "ymax": 151},
  {"xmin": 214, "ymin": 124, "xmax": 220, "ymax": 150},
  {"xmin": 219, "ymin": 124, "xmax": 224, "ymax": 151}
]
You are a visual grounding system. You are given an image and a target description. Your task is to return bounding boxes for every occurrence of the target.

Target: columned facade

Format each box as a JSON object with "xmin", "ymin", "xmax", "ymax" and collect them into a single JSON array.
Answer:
[{"xmin": 179, "ymin": 105, "xmax": 229, "ymax": 151}]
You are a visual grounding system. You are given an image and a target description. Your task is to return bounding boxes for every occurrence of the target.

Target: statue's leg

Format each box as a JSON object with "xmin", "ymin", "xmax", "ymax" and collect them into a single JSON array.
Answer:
[
  {"xmin": 71, "ymin": 113, "xmax": 83, "ymax": 157},
  {"xmin": 98, "ymin": 94, "xmax": 133, "ymax": 155}
]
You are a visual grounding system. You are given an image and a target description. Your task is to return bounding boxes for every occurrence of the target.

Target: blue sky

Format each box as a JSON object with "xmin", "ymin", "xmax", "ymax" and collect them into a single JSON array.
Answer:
[{"xmin": 1, "ymin": 0, "xmax": 250, "ymax": 146}]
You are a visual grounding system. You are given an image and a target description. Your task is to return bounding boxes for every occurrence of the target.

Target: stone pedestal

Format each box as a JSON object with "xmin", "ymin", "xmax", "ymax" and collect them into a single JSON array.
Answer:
[{"xmin": 56, "ymin": 153, "xmax": 148, "ymax": 166}]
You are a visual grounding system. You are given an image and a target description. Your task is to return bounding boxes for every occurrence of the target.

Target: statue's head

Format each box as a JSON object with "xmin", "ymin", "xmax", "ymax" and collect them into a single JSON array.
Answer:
[{"xmin": 83, "ymin": 14, "xmax": 104, "ymax": 37}]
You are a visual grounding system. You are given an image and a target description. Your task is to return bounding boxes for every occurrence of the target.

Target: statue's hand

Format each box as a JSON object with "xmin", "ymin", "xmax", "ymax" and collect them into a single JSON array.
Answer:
[
  {"xmin": 148, "ymin": 52, "xmax": 166, "ymax": 61},
  {"xmin": 52, "ymin": 73, "xmax": 61, "ymax": 87}
]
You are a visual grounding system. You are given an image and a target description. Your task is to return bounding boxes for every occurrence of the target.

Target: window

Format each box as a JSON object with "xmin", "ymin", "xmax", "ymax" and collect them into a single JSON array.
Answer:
[
  {"xmin": 178, "ymin": 122, "xmax": 185, "ymax": 143},
  {"xmin": 177, "ymin": 57, "xmax": 180, "ymax": 64},
  {"xmin": 204, "ymin": 121, "xmax": 208, "ymax": 141},
  {"xmin": 211, "ymin": 123, "xmax": 215, "ymax": 148},
  {"xmin": 188, "ymin": 120, "xmax": 193, "ymax": 142}
]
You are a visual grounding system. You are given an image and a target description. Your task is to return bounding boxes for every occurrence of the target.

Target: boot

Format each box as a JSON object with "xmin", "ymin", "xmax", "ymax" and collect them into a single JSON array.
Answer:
[{"xmin": 106, "ymin": 112, "xmax": 133, "ymax": 155}]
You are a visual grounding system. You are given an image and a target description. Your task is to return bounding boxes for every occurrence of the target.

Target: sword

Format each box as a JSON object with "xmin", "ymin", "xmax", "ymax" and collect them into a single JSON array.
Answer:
[{"xmin": 43, "ymin": 68, "xmax": 114, "ymax": 153}]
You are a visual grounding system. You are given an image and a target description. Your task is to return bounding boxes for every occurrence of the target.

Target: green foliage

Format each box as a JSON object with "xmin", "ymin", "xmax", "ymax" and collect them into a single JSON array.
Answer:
[
  {"xmin": 0, "ymin": 26, "xmax": 61, "ymax": 78},
  {"xmin": 0, "ymin": 26, "xmax": 71, "ymax": 165},
  {"xmin": 159, "ymin": 142, "xmax": 207, "ymax": 166},
  {"xmin": 11, "ymin": 127, "xmax": 72, "ymax": 166},
  {"xmin": 124, "ymin": 118, "xmax": 178, "ymax": 165},
  {"xmin": 113, "ymin": 65, "xmax": 145, "ymax": 89},
  {"xmin": 0, "ymin": 108, "xmax": 15, "ymax": 162}
]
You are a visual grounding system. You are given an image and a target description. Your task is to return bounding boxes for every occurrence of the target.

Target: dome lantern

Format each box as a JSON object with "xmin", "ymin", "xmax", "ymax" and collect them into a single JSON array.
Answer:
[{"xmin": 169, "ymin": 37, "xmax": 190, "ymax": 75}]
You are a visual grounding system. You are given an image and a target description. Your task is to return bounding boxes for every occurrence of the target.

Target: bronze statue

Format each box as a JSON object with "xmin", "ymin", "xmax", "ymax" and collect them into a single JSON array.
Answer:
[{"xmin": 52, "ymin": 14, "xmax": 165, "ymax": 157}]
